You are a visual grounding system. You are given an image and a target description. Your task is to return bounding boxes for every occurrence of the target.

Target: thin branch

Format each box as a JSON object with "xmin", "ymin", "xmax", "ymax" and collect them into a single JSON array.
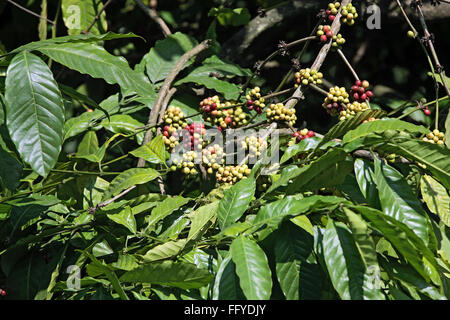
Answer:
[
  {"xmin": 337, "ymin": 48, "xmax": 359, "ymax": 81},
  {"xmin": 7, "ymin": 0, "xmax": 55, "ymax": 25},
  {"xmin": 132, "ymin": 0, "xmax": 172, "ymax": 37},
  {"xmin": 83, "ymin": 0, "xmax": 113, "ymax": 34}
]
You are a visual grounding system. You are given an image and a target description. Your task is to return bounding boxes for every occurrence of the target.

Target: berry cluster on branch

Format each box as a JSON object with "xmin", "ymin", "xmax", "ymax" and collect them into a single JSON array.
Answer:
[
  {"xmin": 266, "ymin": 103, "xmax": 297, "ymax": 126},
  {"xmin": 294, "ymin": 68, "xmax": 324, "ymax": 87},
  {"xmin": 246, "ymin": 86, "xmax": 266, "ymax": 114},
  {"xmin": 322, "ymin": 86, "xmax": 350, "ymax": 116}
]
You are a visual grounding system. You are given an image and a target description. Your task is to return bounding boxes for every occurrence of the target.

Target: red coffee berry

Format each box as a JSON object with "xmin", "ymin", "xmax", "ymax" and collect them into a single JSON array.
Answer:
[
  {"xmin": 355, "ymin": 80, "xmax": 362, "ymax": 87},
  {"xmin": 424, "ymin": 108, "xmax": 431, "ymax": 116},
  {"xmin": 320, "ymin": 35, "xmax": 328, "ymax": 42},
  {"xmin": 307, "ymin": 130, "xmax": 315, "ymax": 137},
  {"xmin": 360, "ymin": 93, "xmax": 367, "ymax": 101},
  {"xmin": 366, "ymin": 90, "xmax": 374, "ymax": 98}
]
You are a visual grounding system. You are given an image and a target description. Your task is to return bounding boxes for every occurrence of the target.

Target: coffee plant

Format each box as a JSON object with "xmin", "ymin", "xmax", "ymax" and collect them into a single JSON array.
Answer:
[{"xmin": 0, "ymin": 0, "xmax": 449, "ymax": 301}]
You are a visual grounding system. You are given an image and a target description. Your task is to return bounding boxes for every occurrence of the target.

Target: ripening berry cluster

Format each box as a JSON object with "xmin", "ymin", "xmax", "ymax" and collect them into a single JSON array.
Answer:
[
  {"xmin": 339, "ymin": 101, "xmax": 369, "ymax": 121},
  {"xmin": 246, "ymin": 87, "xmax": 265, "ymax": 114},
  {"xmin": 266, "ymin": 103, "xmax": 297, "ymax": 126},
  {"xmin": 0, "ymin": 288, "xmax": 6, "ymax": 297},
  {"xmin": 241, "ymin": 136, "xmax": 268, "ymax": 159},
  {"xmin": 331, "ymin": 34, "xmax": 346, "ymax": 50},
  {"xmin": 216, "ymin": 164, "xmax": 252, "ymax": 185},
  {"xmin": 350, "ymin": 80, "xmax": 374, "ymax": 102},
  {"xmin": 288, "ymin": 128, "xmax": 315, "ymax": 146},
  {"xmin": 182, "ymin": 122, "xmax": 206, "ymax": 151},
  {"xmin": 317, "ymin": 25, "xmax": 333, "ymax": 43},
  {"xmin": 162, "ymin": 106, "xmax": 188, "ymax": 150},
  {"xmin": 202, "ymin": 144, "xmax": 225, "ymax": 174},
  {"xmin": 294, "ymin": 68, "xmax": 324, "ymax": 88},
  {"xmin": 322, "ymin": 86, "xmax": 350, "ymax": 116},
  {"xmin": 200, "ymin": 96, "xmax": 248, "ymax": 130},
  {"xmin": 326, "ymin": 2, "xmax": 340, "ymax": 22},
  {"xmin": 422, "ymin": 129, "xmax": 446, "ymax": 145},
  {"xmin": 173, "ymin": 151, "xmax": 200, "ymax": 176},
  {"xmin": 341, "ymin": 3, "xmax": 358, "ymax": 26}
]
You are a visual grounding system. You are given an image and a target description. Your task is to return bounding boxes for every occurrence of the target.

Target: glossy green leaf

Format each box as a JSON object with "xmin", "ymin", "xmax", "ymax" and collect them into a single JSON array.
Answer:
[
  {"xmin": 322, "ymin": 221, "xmax": 385, "ymax": 300},
  {"xmin": 111, "ymin": 254, "xmax": 138, "ymax": 271},
  {"xmin": 316, "ymin": 109, "xmax": 386, "ymax": 148},
  {"xmin": 10, "ymin": 32, "xmax": 141, "ymax": 54},
  {"xmin": 38, "ymin": 43, "xmax": 154, "ymax": 98},
  {"xmin": 421, "ymin": 175, "xmax": 450, "ymax": 227},
  {"xmin": 142, "ymin": 239, "xmax": 187, "ymax": 262},
  {"xmin": 120, "ymin": 260, "xmax": 213, "ymax": 290},
  {"xmin": 353, "ymin": 159, "xmax": 379, "ymax": 208},
  {"xmin": 212, "ymin": 254, "xmax": 245, "ymax": 300},
  {"xmin": 101, "ymin": 115, "xmax": 145, "ymax": 144},
  {"xmin": 145, "ymin": 196, "xmax": 190, "ymax": 231},
  {"xmin": 187, "ymin": 201, "xmax": 219, "ymax": 241},
  {"xmin": 217, "ymin": 177, "xmax": 255, "ymax": 230},
  {"xmin": 176, "ymin": 73, "xmax": 240, "ymax": 100},
  {"xmin": 61, "ymin": 0, "xmax": 107, "ymax": 35},
  {"xmin": 373, "ymin": 158, "xmax": 430, "ymax": 243},
  {"xmin": 144, "ymin": 32, "xmax": 197, "ymax": 84},
  {"xmin": 342, "ymin": 118, "xmax": 428, "ymax": 145},
  {"xmin": 286, "ymin": 148, "xmax": 349, "ymax": 194},
  {"xmin": 107, "ymin": 206, "xmax": 137, "ymax": 234},
  {"xmin": 92, "ymin": 240, "xmax": 114, "ymax": 257},
  {"xmin": 76, "ymin": 131, "xmax": 99, "ymax": 157},
  {"xmin": 254, "ymin": 195, "xmax": 349, "ymax": 229},
  {"xmin": 230, "ymin": 236, "xmax": 272, "ymax": 300},
  {"xmin": 280, "ymin": 137, "xmax": 320, "ymax": 164},
  {"xmin": 129, "ymin": 134, "xmax": 165, "ymax": 164},
  {"xmin": 5, "ymin": 51, "xmax": 64, "ymax": 177},
  {"xmin": 274, "ymin": 222, "xmax": 320, "ymax": 300},
  {"xmin": 102, "ymin": 168, "xmax": 159, "ymax": 201},
  {"xmin": 352, "ymin": 206, "xmax": 436, "ymax": 282}
]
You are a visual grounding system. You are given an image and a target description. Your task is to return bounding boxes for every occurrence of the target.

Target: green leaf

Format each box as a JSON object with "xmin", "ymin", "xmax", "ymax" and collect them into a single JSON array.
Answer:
[
  {"xmin": 212, "ymin": 254, "xmax": 245, "ymax": 300},
  {"xmin": 230, "ymin": 236, "xmax": 272, "ymax": 300},
  {"xmin": 342, "ymin": 118, "xmax": 428, "ymax": 145},
  {"xmin": 120, "ymin": 260, "xmax": 213, "ymax": 290},
  {"xmin": 0, "ymin": 147, "xmax": 22, "ymax": 190},
  {"xmin": 101, "ymin": 114, "xmax": 145, "ymax": 144},
  {"xmin": 356, "ymin": 132, "xmax": 450, "ymax": 190},
  {"xmin": 274, "ymin": 222, "xmax": 320, "ymax": 300},
  {"xmin": 342, "ymin": 208, "xmax": 379, "ymax": 269},
  {"xmin": 129, "ymin": 134, "xmax": 166, "ymax": 164},
  {"xmin": 187, "ymin": 201, "xmax": 219, "ymax": 241},
  {"xmin": 209, "ymin": 7, "xmax": 251, "ymax": 27},
  {"xmin": 102, "ymin": 168, "xmax": 159, "ymax": 201},
  {"xmin": 81, "ymin": 250, "xmax": 129, "ymax": 300},
  {"xmin": 5, "ymin": 51, "xmax": 64, "ymax": 177},
  {"xmin": 352, "ymin": 206, "xmax": 435, "ymax": 282},
  {"xmin": 322, "ymin": 221, "xmax": 385, "ymax": 300},
  {"xmin": 421, "ymin": 175, "xmax": 450, "ymax": 227},
  {"xmin": 145, "ymin": 196, "xmax": 190, "ymax": 231},
  {"xmin": 317, "ymin": 109, "xmax": 386, "ymax": 148},
  {"xmin": 144, "ymin": 32, "xmax": 198, "ymax": 84},
  {"xmin": 10, "ymin": 32, "xmax": 141, "ymax": 54},
  {"xmin": 353, "ymin": 159, "xmax": 380, "ymax": 208},
  {"xmin": 61, "ymin": 0, "xmax": 107, "ymax": 35},
  {"xmin": 217, "ymin": 177, "xmax": 255, "ymax": 230},
  {"xmin": 76, "ymin": 131, "xmax": 99, "ymax": 157},
  {"xmin": 373, "ymin": 158, "xmax": 431, "ymax": 244},
  {"xmin": 111, "ymin": 254, "xmax": 138, "ymax": 271},
  {"xmin": 254, "ymin": 195, "xmax": 348, "ymax": 230},
  {"xmin": 142, "ymin": 239, "xmax": 187, "ymax": 262},
  {"xmin": 107, "ymin": 206, "xmax": 137, "ymax": 234},
  {"xmin": 38, "ymin": 43, "xmax": 155, "ymax": 98},
  {"xmin": 286, "ymin": 148, "xmax": 349, "ymax": 194},
  {"xmin": 176, "ymin": 73, "xmax": 240, "ymax": 100},
  {"xmin": 380, "ymin": 257, "xmax": 446, "ymax": 300},
  {"xmin": 92, "ymin": 240, "xmax": 114, "ymax": 257},
  {"xmin": 280, "ymin": 137, "xmax": 320, "ymax": 164}
]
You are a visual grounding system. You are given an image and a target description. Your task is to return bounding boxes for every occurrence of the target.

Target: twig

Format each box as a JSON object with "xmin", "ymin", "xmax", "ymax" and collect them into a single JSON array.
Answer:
[
  {"xmin": 285, "ymin": 0, "xmax": 351, "ymax": 109},
  {"xmin": 90, "ymin": 185, "xmax": 137, "ymax": 213},
  {"xmin": 83, "ymin": 0, "xmax": 113, "ymax": 34},
  {"xmin": 415, "ymin": 4, "xmax": 450, "ymax": 99},
  {"xmin": 7, "ymin": 0, "xmax": 55, "ymax": 25},
  {"xmin": 132, "ymin": 0, "xmax": 172, "ymax": 37},
  {"xmin": 137, "ymin": 40, "xmax": 212, "ymax": 167},
  {"xmin": 337, "ymin": 48, "xmax": 359, "ymax": 81}
]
